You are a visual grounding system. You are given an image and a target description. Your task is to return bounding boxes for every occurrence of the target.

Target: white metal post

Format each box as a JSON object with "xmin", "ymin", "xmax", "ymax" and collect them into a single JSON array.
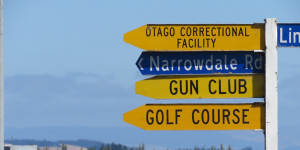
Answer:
[
  {"xmin": 265, "ymin": 18, "xmax": 278, "ymax": 150},
  {"xmin": 0, "ymin": 0, "xmax": 3, "ymax": 150}
]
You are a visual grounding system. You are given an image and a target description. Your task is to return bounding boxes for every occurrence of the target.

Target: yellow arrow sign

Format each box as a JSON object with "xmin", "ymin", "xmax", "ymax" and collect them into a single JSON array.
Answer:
[
  {"xmin": 136, "ymin": 74, "xmax": 264, "ymax": 99},
  {"xmin": 124, "ymin": 24, "xmax": 265, "ymax": 51},
  {"xmin": 124, "ymin": 103, "xmax": 264, "ymax": 130}
]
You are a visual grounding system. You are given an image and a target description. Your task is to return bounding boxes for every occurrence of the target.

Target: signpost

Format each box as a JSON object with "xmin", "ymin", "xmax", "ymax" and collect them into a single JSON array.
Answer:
[
  {"xmin": 265, "ymin": 18, "xmax": 278, "ymax": 150},
  {"xmin": 123, "ymin": 18, "xmax": 292, "ymax": 150},
  {"xmin": 136, "ymin": 74, "xmax": 264, "ymax": 99},
  {"xmin": 137, "ymin": 51, "xmax": 265, "ymax": 75},
  {"xmin": 278, "ymin": 23, "xmax": 300, "ymax": 47},
  {"xmin": 124, "ymin": 24, "xmax": 265, "ymax": 51},
  {"xmin": 123, "ymin": 103, "xmax": 264, "ymax": 130}
]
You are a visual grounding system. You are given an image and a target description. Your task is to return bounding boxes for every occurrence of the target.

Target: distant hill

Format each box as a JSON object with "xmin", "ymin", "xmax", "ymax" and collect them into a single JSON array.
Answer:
[
  {"xmin": 5, "ymin": 126, "xmax": 261, "ymax": 149},
  {"xmin": 5, "ymin": 139, "xmax": 104, "ymax": 149},
  {"xmin": 5, "ymin": 139, "xmax": 254, "ymax": 150}
]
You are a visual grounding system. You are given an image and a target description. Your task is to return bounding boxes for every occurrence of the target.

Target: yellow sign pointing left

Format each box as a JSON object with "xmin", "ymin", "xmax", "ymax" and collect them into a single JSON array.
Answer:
[
  {"xmin": 124, "ymin": 24, "xmax": 265, "ymax": 51},
  {"xmin": 136, "ymin": 74, "xmax": 264, "ymax": 99},
  {"xmin": 123, "ymin": 103, "xmax": 265, "ymax": 130}
]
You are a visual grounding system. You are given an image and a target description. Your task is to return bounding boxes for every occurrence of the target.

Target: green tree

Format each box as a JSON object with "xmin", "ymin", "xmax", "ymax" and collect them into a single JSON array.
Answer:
[
  {"xmin": 210, "ymin": 146, "xmax": 216, "ymax": 150},
  {"xmin": 100, "ymin": 145, "xmax": 108, "ymax": 150},
  {"xmin": 138, "ymin": 144, "xmax": 144, "ymax": 150},
  {"xmin": 61, "ymin": 144, "xmax": 67, "ymax": 150},
  {"xmin": 88, "ymin": 147, "xmax": 97, "ymax": 150}
]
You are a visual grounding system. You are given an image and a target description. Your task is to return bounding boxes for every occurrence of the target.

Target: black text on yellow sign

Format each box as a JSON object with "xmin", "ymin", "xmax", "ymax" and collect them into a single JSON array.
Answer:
[
  {"xmin": 123, "ymin": 103, "xmax": 264, "ymax": 130},
  {"xmin": 136, "ymin": 74, "xmax": 264, "ymax": 99},
  {"xmin": 124, "ymin": 24, "xmax": 265, "ymax": 51}
]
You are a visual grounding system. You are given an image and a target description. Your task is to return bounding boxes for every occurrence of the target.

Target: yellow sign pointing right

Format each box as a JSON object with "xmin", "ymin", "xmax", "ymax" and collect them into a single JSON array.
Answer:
[{"xmin": 123, "ymin": 103, "xmax": 265, "ymax": 130}]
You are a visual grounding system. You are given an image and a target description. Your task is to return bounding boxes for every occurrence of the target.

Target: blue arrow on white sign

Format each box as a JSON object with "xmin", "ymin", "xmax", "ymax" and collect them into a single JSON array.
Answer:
[
  {"xmin": 136, "ymin": 51, "xmax": 265, "ymax": 75},
  {"xmin": 278, "ymin": 23, "xmax": 300, "ymax": 47}
]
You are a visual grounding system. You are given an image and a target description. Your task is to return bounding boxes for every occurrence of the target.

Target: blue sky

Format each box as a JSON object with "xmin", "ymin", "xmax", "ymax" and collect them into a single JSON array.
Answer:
[{"xmin": 3, "ymin": 0, "xmax": 300, "ymax": 150}]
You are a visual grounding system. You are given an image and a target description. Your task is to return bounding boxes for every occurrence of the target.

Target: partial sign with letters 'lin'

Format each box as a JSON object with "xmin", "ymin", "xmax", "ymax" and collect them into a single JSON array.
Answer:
[{"xmin": 278, "ymin": 24, "xmax": 300, "ymax": 47}]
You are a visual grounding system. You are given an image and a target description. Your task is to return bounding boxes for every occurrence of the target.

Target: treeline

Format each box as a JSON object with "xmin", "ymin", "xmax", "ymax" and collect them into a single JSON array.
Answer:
[
  {"xmin": 88, "ymin": 144, "xmax": 252, "ymax": 150},
  {"xmin": 177, "ymin": 144, "xmax": 248, "ymax": 150},
  {"xmin": 177, "ymin": 145, "xmax": 252, "ymax": 150},
  {"xmin": 88, "ymin": 143, "xmax": 139, "ymax": 150},
  {"xmin": 177, "ymin": 145, "xmax": 232, "ymax": 150}
]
